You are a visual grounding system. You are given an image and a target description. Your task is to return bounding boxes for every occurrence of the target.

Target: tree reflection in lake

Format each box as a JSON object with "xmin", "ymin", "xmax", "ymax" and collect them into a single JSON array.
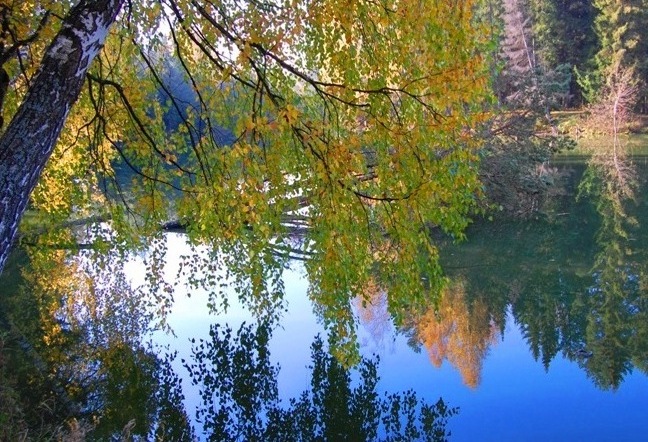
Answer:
[
  {"xmin": 0, "ymin": 248, "xmax": 194, "ymax": 440},
  {"xmin": 0, "ymin": 249, "xmax": 457, "ymax": 440},
  {"xmin": 357, "ymin": 281, "xmax": 500, "ymax": 388},
  {"xmin": 186, "ymin": 321, "xmax": 456, "ymax": 441},
  {"xmin": 341, "ymin": 151, "xmax": 648, "ymax": 393},
  {"xmin": 4, "ymin": 154, "xmax": 648, "ymax": 438},
  {"xmin": 432, "ymin": 156, "xmax": 648, "ymax": 390},
  {"xmin": 414, "ymin": 281, "xmax": 500, "ymax": 389},
  {"xmin": 576, "ymin": 149, "xmax": 644, "ymax": 389}
]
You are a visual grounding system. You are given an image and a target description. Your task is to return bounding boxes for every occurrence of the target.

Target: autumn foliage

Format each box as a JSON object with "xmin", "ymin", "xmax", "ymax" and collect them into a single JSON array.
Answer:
[
  {"xmin": 0, "ymin": 0, "xmax": 491, "ymax": 362},
  {"xmin": 415, "ymin": 280, "xmax": 500, "ymax": 388}
]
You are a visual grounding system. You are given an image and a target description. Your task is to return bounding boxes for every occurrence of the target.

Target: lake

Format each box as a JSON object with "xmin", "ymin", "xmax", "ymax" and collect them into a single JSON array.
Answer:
[{"xmin": 2, "ymin": 155, "xmax": 648, "ymax": 440}]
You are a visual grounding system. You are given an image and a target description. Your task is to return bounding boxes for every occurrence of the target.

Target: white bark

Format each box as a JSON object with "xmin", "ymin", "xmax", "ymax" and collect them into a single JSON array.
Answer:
[{"xmin": 0, "ymin": 0, "xmax": 124, "ymax": 274}]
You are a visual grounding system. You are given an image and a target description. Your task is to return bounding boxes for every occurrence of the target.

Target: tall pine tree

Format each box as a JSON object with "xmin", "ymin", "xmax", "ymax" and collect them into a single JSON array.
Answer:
[
  {"xmin": 585, "ymin": 0, "xmax": 648, "ymax": 109},
  {"xmin": 530, "ymin": 0, "xmax": 597, "ymax": 106}
]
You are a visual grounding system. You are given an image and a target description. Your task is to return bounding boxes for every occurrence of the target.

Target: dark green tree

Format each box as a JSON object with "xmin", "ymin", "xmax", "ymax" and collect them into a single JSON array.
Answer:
[
  {"xmin": 529, "ymin": 0, "xmax": 597, "ymax": 105},
  {"xmin": 579, "ymin": 0, "xmax": 648, "ymax": 108}
]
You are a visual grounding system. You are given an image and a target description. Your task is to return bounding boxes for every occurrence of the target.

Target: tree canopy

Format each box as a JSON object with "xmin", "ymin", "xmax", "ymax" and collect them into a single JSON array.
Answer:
[{"xmin": 0, "ymin": 0, "xmax": 491, "ymax": 360}]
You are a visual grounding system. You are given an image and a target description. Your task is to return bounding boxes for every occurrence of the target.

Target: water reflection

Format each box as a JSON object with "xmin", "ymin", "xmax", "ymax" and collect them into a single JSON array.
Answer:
[
  {"xmin": 0, "ymin": 249, "xmax": 455, "ymax": 439},
  {"xmin": 355, "ymin": 280, "xmax": 501, "ymax": 389},
  {"xmin": 577, "ymin": 151, "xmax": 644, "ymax": 389},
  {"xmin": 0, "ymin": 256, "xmax": 456, "ymax": 439},
  {"xmin": 412, "ymin": 281, "xmax": 500, "ymax": 389},
  {"xmin": 433, "ymin": 158, "xmax": 648, "ymax": 390},
  {"xmin": 0, "ymin": 249, "xmax": 194, "ymax": 440},
  {"xmin": 187, "ymin": 322, "xmax": 456, "ymax": 441},
  {"xmin": 3, "ymin": 155, "xmax": 648, "ymax": 438}
]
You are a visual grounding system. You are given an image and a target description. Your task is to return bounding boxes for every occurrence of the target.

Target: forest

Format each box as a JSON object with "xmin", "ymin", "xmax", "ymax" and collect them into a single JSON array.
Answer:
[{"xmin": 0, "ymin": 0, "xmax": 647, "ymax": 440}]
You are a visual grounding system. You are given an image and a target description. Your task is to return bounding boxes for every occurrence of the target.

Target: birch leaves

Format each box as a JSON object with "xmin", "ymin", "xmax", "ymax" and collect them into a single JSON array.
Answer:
[{"xmin": 13, "ymin": 0, "xmax": 490, "ymax": 361}]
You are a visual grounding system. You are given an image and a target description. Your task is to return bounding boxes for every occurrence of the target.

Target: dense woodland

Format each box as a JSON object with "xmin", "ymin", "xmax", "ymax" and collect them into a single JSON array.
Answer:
[{"xmin": 0, "ymin": 0, "xmax": 647, "ymax": 439}]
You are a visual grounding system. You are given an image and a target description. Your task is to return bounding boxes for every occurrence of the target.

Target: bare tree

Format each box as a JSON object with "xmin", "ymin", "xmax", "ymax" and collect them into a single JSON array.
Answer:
[
  {"xmin": 499, "ymin": 0, "xmax": 537, "ymax": 105},
  {"xmin": 585, "ymin": 66, "xmax": 640, "ymax": 197}
]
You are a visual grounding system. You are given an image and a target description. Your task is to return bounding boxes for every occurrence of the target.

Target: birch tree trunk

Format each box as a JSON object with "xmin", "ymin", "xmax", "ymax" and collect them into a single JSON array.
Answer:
[{"xmin": 0, "ymin": 0, "xmax": 123, "ymax": 274}]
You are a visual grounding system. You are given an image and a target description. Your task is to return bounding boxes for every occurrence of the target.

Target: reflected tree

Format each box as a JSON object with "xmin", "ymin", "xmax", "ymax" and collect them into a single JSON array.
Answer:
[
  {"xmin": 402, "ymin": 280, "xmax": 500, "ymax": 388},
  {"xmin": 186, "ymin": 322, "xmax": 457, "ymax": 442},
  {"xmin": 436, "ymin": 146, "xmax": 648, "ymax": 389},
  {"xmin": 354, "ymin": 279, "xmax": 395, "ymax": 351},
  {"xmin": 0, "ymin": 248, "xmax": 194, "ymax": 440},
  {"xmin": 575, "ymin": 159, "xmax": 643, "ymax": 388}
]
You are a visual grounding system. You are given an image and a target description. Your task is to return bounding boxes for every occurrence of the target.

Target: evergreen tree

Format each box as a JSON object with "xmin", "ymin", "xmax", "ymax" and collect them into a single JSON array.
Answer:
[
  {"xmin": 475, "ymin": 0, "xmax": 575, "ymax": 217},
  {"xmin": 582, "ymin": 0, "xmax": 648, "ymax": 109},
  {"xmin": 530, "ymin": 0, "xmax": 597, "ymax": 106}
]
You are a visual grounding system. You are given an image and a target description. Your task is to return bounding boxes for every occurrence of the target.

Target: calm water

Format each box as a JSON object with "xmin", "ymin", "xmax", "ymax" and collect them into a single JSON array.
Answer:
[
  {"xmin": 151, "ymin": 159, "xmax": 648, "ymax": 440},
  {"xmin": 3, "ymin": 158, "xmax": 648, "ymax": 440},
  {"xmin": 157, "ymin": 255, "xmax": 648, "ymax": 441}
]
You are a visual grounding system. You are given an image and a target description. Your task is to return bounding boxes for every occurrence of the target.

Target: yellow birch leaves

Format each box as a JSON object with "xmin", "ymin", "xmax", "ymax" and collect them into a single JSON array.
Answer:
[{"xmin": 14, "ymin": 0, "xmax": 491, "ymax": 362}]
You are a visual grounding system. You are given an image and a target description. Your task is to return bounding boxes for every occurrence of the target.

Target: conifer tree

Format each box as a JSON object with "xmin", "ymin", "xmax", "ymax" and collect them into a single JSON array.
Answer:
[
  {"xmin": 529, "ymin": 0, "xmax": 597, "ymax": 105},
  {"xmin": 583, "ymin": 0, "xmax": 648, "ymax": 108}
]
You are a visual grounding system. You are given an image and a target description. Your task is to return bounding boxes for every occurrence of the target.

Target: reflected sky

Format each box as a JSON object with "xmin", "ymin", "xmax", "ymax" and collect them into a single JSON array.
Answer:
[{"xmin": 149, "ymin": 234, "xmax": 648, "ymax": 441}]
